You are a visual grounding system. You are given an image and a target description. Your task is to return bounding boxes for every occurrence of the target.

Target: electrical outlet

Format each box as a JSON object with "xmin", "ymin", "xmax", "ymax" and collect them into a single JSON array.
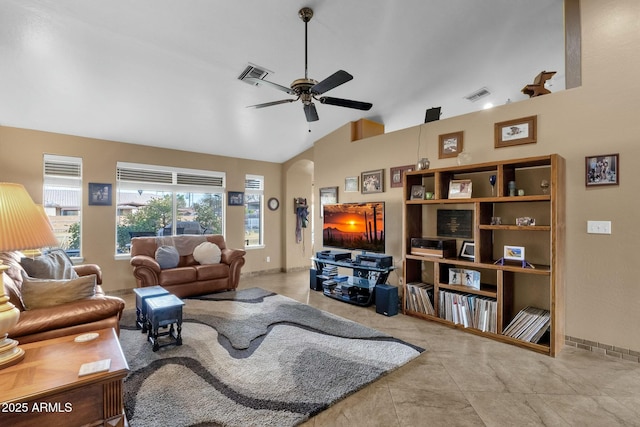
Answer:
[{"xmin": 587, "ymin": 220, "xmax": 611, "ymax": 234}]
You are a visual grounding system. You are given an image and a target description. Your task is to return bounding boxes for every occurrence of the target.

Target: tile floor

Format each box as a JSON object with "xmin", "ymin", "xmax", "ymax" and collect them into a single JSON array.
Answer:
[{"xmin": 121, "ymin": 271, "xmax": 640, "ymax": 426}]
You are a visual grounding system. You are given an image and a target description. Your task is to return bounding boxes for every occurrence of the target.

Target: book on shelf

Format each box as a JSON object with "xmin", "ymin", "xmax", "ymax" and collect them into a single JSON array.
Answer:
[
  {"xmin": 438, "ymin": 290, "xmax": 496, "ymax": 333},
  {"xmin": 406, "ymin": 282, "xmax": 435, "ymax": 315},
  {"xmin": 503, "ymin": 306, "xmax": 550, "ymax": 343}
]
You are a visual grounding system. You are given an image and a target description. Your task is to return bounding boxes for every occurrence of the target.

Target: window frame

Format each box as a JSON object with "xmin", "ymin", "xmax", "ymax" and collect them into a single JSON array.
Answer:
[
  {"xmin": 115, "ymin": 162, "xmax": 226, "ymax": 257},
  {"xmin": 244, "ymin": 174, "xmax": 264, "ymax": 248},
  {"xmin": 43, "ymin": 154, "xmax": 83, "ymax": 259}
]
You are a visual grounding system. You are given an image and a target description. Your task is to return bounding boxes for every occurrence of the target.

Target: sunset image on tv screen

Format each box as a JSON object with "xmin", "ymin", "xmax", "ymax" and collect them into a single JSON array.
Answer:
[{"xmin": 322, "ymin": 202, "xmax": 384, "ymax": 253}]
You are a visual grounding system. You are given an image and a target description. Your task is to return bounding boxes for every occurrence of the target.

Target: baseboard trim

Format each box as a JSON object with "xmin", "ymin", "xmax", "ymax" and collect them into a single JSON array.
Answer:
[{"xmin": 565, "ymin": 335, "xmax": 640, "ymax": 363}]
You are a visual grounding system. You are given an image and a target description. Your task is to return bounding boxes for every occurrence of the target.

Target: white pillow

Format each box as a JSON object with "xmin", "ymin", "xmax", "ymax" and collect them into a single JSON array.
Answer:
[{"xmin": 193, "ymin": 242, "xmax": 222, "ymax": 264}]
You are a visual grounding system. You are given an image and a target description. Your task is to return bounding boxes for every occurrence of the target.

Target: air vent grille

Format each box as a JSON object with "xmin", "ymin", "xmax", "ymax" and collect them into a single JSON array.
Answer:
[
  {"xmin": 464, "ymin": 87, "xmax": 491, "ymax": 102},
  {"xmin": 238, "ymin": 63, "xmax": 271, "ymax": 85}
]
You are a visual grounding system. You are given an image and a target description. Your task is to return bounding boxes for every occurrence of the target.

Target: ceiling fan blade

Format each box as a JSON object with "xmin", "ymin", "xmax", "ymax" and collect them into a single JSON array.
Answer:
[
  {"xmin": 304, "ymin": 103, "xmax": 319, "ymax": 122},
  {"xmin": 245, "ymin": 77, "xmax": 295, "ymax": 95},
  {"xmin": 310, "ymin": 70, "xmax": 353, "ymax": 95},
  {"xmin": 319, "ymin": 97, "xmax": 373, "ymax": 111},
  {"xmin": 247, "ymin": 99, "xmax": 295, "ymax": 109}
]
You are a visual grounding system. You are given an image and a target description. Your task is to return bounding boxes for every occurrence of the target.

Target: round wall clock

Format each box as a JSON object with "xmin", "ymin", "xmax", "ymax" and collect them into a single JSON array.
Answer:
[{"xmin": 267, "ymin": 197, "xmax": 280, "ymax": 211}]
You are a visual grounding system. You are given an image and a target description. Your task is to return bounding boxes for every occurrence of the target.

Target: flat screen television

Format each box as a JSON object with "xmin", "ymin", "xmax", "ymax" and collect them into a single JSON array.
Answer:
[{"xmin": 322, "ymin": 202, "xmax": 385, "ymax": 253}]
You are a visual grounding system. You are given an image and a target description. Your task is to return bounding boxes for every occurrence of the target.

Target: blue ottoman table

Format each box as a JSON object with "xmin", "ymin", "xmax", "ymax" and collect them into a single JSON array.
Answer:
[
  {"xmin": 133, "ymin": 285, "xmax": 170, "ymax": 333},
  {"xmin": 146, "ymin": 294, "xmax": 185, "ymax": 352}
]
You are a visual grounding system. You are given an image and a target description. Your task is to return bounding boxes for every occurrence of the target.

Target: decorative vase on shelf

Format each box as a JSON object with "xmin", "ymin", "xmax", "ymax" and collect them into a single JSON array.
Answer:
[
  {"xmin": 416, "ymin": 157, "xmax": 430, "ymax": 170},
  {"xmin": 457, "ymin": 150, "xmax": 472, "ymax": 165}
]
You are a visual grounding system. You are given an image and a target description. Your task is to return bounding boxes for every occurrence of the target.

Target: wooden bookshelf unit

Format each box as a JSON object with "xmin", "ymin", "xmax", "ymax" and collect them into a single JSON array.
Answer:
[{"xmin": 402, "ymin": 154, "xmax": 565, "ymax": 356}]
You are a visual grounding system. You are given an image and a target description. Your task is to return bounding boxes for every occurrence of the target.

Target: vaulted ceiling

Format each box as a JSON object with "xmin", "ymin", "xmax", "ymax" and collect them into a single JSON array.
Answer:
[{"xmin": 0, "ymin": 0, "xmax": 565, "ymax": 163}]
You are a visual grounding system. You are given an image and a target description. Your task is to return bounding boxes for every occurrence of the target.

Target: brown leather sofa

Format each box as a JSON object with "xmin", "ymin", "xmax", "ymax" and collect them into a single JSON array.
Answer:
[
  {"xmin": 129, "ymin": 234, "xmax": 246, "ymax": 298},
  {"xmin": 2, "ymin": 252, "xmax": 126, "ymax": 344}
]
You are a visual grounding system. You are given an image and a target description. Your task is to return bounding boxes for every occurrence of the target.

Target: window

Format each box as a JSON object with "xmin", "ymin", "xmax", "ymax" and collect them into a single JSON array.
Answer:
[
  {"xmin": 43, "ymin": 155, "xmax": 82, "ymax": 257},
  {"xmin": 244, "ymin": 175, "xmax": 263, "ymax": 247},
  {"xmin": 116, "ymin": 162, "xmax": 225, "ymax": 254}
]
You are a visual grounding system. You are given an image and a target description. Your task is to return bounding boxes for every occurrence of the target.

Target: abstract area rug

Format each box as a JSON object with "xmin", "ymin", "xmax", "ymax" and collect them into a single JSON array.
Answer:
[{"xmin": 119, "ymin": 287, "xmax": 424, "ymax": 427}]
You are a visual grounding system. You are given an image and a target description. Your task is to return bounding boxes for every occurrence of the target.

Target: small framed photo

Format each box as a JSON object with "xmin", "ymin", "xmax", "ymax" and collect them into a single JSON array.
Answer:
[
  {"xmin": 459, "ymin": 240, "xmax": 475, "ymax": 261},
  {"xmin": 439, "ymin": 131, "xmax": 464, "ymax": 159},
  {"xmin": 228, "ymin": 191, "xmax": 244, "ymax": 206},
  {"xmin": 88, "ymin": 183, "xmax": 112, "ymax": 206},
  {"xmin": 448, "ymin": 179, "xmax": 472, "ymax": 199},
  {"xmin": 515, "ymin": 217, "xmax": 536, "ymax": 226},
  {"xmin": 390, "ymin": 165, "xmax": 414, "ymax": 188},
  {"xmin": 410, "ymin": 185, "xmax": 425, "ymax": 200},
  {"xmin": 344, "ymin": 176, "xmax": 359, "ymax": 192},
  {"xmin": 494, "ymin": 115, "xmax": 537, "ymax": 148},
  {"xmin": 504, "ymin": 245, "xmax": 525, "ymax": 262},
  {"xmin": 319, "ymin": 186, "xmax": 338, "ymax": 217},
  {"xmin": 449, "ymin": 268, "xmax": 462, "ymax": 285},
  {"xmin": 585, "ymin": 153, "xmax": 619, "ymax": 186},
  {"xmin": 361, "ymin": 169, "xmax": 384, "ymax": 194}
]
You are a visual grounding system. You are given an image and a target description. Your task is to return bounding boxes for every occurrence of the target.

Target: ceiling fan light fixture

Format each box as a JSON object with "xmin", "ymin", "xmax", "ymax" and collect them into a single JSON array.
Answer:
[{"xmin": 244, "ymin": 7, "xmax": 372, "ymax": 122}]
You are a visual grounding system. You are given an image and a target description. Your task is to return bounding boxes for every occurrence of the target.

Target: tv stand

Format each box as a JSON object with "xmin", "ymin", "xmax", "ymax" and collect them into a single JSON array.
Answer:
[{"xmin": 311, "ymin": 255, "xmax": 394, "ymax": 307}]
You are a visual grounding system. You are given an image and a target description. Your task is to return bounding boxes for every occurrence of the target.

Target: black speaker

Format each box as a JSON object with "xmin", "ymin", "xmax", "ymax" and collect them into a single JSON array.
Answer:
[
  {"xmin": 425, "ymin": 107, "xmax": 441, "ymax": 123},
  {"xmin": 375, "ymin": 284, "xmax": 399, "ymax": 316},
  {"xmin": 309, "ymin": 268, "xmax": 322, "ymax": 291}
]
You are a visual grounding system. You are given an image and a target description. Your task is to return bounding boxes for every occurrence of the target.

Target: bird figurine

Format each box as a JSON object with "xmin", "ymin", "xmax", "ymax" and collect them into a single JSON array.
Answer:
[{"xmin": 522, "ymin": 70, "xmax": 556, "ymax": 97}]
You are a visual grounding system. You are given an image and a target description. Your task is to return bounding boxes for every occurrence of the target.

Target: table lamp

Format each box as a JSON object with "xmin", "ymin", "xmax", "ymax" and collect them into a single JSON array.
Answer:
[{"xmin": 0, "ymin": 183, "xmax": 60, "ymax": 368}]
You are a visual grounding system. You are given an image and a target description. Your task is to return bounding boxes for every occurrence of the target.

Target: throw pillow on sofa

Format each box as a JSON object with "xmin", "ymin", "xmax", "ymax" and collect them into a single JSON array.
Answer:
[
  {"xmin": 20, "ymin": 271, "xmax": 97, "ymax": 310},
  {"xmin": 155, "ymin": 245, "xmax": 180, "ymax": 269},
  {"xmin": 193, "ymin": 241, "xmax": 221, "ymax": 264},
  {"xmin": 20, "ymin": 249, "xmax": 79, "ymax": 280}
]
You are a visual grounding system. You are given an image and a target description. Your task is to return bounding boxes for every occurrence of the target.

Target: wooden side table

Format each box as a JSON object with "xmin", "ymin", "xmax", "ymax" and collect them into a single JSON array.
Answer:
[{"xmin": 0, "ymin": 328, "xmax": 129, "ymax": 427}]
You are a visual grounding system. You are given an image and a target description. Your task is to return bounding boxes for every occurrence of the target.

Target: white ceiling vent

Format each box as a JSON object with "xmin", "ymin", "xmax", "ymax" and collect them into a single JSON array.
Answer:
[
  {"xmin": 238, "ymin": 63, "xmax": 272, "ymax": 86},
  {"xmin": 464, "ymin": 87, "xmax": 491, "ymax": 102}
]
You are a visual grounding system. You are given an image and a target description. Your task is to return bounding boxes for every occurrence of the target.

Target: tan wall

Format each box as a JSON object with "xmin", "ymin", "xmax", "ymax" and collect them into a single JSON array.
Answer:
[
  {"xmin": 0, "ymin": 127, "xmax": 283, "ymax": 291},
  {"xmin": 309, "ymin": 0, "xmax": 640, "ymax": 352}
]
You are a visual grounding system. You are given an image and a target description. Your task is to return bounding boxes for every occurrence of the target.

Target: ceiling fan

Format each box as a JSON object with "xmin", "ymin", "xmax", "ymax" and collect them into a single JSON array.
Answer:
[{"xmin": 246, "ymin": 7, "xmax": 372, "ymax": 122}]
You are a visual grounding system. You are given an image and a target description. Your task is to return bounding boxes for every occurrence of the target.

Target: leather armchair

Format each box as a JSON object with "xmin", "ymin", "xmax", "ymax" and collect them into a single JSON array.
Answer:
[{"xmin": 2, "ymin": 251, "xmax": 126, "ymax": 344}]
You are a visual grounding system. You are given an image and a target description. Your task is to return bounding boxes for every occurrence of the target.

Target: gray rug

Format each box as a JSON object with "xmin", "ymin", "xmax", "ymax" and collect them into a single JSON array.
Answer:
[{"xmin": 119, "ymin": 287, "xmax": 424, "ymax": 427}]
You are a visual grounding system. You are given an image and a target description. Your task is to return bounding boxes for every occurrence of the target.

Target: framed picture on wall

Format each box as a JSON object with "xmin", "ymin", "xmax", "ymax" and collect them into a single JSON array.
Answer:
[
  {"xmin": 88, "ymin": 183, "xmax": 112, "ymax": 206},
  {"xmin": 228, "ymin": 191, "xmax": 244, "ymax": 206},
  {"xmin": 344, "ymin": 176, "xmax": 359, "ymax": 192},
  {"xmin": 494, "ymin": 115, "xmax": 537, "ymax": 148},
  {"xmin": 585, "ymin": 153, "xmax": 619, "ymax": 186},
  {"xmin": 319, "ymin": 186, "xmax": 338, "ymax": 217},
  {"xmin": 439, "ymin": 131, "xmax": 464, "ymax": 159},
  {"xmin": 390, "ymin": 165, "xmax": 414, "ymax": 188},
  {"xmin": 361, "ymin": 169, "xmax": 384, "ymax": 194}
]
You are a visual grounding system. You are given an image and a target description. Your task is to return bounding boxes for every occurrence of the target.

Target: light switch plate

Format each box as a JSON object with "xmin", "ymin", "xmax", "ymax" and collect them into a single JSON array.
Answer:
[{"xmin": 587, "ymin": 220, "xmax": 611, "ymax": 234}]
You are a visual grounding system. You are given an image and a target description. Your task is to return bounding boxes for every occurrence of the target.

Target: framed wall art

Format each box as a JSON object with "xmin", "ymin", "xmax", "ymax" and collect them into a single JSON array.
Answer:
[
  {"xmin": 585, "ymin": 153, "xmax": 619, "ymax": 186},
  {"xmin": 228, "ymin": 191, "xmax": 244, "ymax": 206},
  {"xmin": 361, "ymin": 169, "xmax": 384, "ymax": 194},
  {"xmin": 494, "ymin": 115, "xmax": 537, "ymax": 148},
  {"xmin": 390, "ymin": 165, "xmax": 414, "ymax": 188},
  {"xmin": 344, "ymin": 176, "xmax": 359, "ymax": 192},
  {"xmin": 319, "ymin": 186, "xmax": 338, "ymax": 217},
  {"xmin": 88, "ymin": 183, "xmax": 112, "ymax": 206},
  {"xmin": 439, "ymin": 131, "xmax": 464, "ymax": 159}
]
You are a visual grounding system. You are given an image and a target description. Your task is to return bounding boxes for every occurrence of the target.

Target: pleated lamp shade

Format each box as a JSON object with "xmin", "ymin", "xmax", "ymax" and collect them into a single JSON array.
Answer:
[{"xmin": 0, "ymin": 183, "xmax": 59, "ymax": 252}]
